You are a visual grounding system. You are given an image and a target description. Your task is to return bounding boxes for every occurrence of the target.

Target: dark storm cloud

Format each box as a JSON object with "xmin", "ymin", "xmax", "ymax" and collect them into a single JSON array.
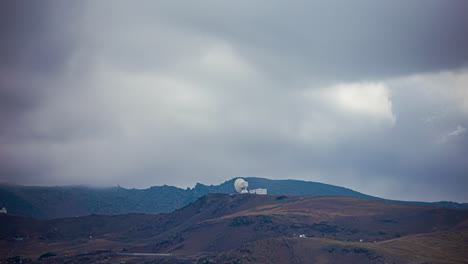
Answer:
[
  {"xmin": 147, "ymin": 0, "xmax": 468, "ymax": 81},
  {"xmin": 0, "ymin": 1, "xmax": 83, "ymax": 135},
  {"xmin": 78, "ymin": 0, "xmax": 468, "ymax": 85},
  {"xmin": 1, "ymin": 0, "xmax": 467, "ymax": 202},
  {"xmin": 0, "ymin": 1, "xmax": 84, "ymax": 183},
  {"xmin": 0, "ymin": 1, "xmax": 82, "ymax": 72}
]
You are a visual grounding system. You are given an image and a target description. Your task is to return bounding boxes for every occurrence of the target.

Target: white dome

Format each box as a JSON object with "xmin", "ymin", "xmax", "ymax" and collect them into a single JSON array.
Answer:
[{"xmin": 234, "ymin": 178, "xmax": 249, "ymax": 193}]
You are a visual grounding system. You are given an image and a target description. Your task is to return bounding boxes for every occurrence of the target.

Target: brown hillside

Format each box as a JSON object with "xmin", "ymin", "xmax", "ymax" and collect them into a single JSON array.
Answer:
[
  {"xmin": 214, "ymin": 229, "xmax": 468, "ymax": 264},
  {"xmin": 147, "ymin": 194, "xmax": 468, "ymax": 254},
  {"xmin": 1, "ymin": 193, "xmax": 467, "ymax": 263}
]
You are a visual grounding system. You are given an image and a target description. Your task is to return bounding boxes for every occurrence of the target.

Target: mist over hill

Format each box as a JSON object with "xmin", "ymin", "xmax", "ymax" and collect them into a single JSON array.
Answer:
[{"xmin": 1, "ymin": 177, "xmax": 466, "ymax": 219}]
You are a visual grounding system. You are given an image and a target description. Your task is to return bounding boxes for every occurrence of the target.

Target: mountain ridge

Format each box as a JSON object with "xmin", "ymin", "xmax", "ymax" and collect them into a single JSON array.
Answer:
[{"xmin": 1, "ymin": 177, "xmax": 466, "ymax": 219}]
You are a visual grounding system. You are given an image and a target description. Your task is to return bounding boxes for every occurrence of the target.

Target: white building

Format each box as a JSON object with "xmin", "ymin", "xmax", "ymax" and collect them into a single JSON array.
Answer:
[
  {"xmin": 249, "ymin": 188, "xmax": 268, "ymax": 195},
  {"xmin": 0, "ymin": 207, "xmax": 7, "ymax": 214}
]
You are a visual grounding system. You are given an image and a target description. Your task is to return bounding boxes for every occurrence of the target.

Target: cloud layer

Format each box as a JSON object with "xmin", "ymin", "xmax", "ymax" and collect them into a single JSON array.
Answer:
[{"xmin": 1, "ymin": 0, "xmax": 468, "ymax": 202}]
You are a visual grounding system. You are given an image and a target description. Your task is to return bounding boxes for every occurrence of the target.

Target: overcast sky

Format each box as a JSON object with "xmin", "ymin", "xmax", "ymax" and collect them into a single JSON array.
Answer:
[{"xmin": 1, "ymin": 0, "xmax": 468, "ymax": 202}]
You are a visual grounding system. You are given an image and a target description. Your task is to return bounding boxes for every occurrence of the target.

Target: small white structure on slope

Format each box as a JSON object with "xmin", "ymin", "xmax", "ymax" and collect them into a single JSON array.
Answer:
[
  {"xmin": 0, "ymin": 207, "xmax": 7, "ymax": 214},
  {"xmin": 234, "ymin": 178, "xmax": 249, "ymax": 194},
  {"xmin": 249, "ymin": 188, "xmax": 268, "ymax": 195}
]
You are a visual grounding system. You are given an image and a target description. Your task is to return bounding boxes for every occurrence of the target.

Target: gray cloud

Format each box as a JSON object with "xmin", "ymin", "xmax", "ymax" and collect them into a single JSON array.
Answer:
[
  {"xmin": 90, "ymin": 1, "xmax": 468, "ymax": 79},
  {"xmin": 1, "ymin": 0, "xmax": 468, "ymax": 202}
]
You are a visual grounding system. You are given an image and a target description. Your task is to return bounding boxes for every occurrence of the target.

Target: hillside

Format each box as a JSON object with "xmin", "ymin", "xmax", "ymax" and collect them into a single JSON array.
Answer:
[
  {"xmin": 1, "ymin": 178, "xmax": 466, "ymax": 219},
  {"xmin": 214, "ymin": 231, "xmax": 468, "ymax": 264},
  {"xmin": 1, "ymin": 193, "xmax": 467, "ymax": 263}
]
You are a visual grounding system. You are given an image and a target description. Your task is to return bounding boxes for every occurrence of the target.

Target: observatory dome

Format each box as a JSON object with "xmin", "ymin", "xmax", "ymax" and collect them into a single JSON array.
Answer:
[{"xmin": 234, "ymin": 178, "xmax": 249, "ymax": 194}]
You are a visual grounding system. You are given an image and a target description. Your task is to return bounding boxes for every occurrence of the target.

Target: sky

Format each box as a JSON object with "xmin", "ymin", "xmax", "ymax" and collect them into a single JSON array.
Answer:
[{"xmin": 1, "ymin": 0, "xmax": 468, "ymax": 202}]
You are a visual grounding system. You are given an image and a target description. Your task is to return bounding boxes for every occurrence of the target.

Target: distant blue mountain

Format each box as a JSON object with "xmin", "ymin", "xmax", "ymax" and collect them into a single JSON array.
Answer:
[{"xmin": 0, "ymin": 177, "xmax": 466, "ymax": 219}]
